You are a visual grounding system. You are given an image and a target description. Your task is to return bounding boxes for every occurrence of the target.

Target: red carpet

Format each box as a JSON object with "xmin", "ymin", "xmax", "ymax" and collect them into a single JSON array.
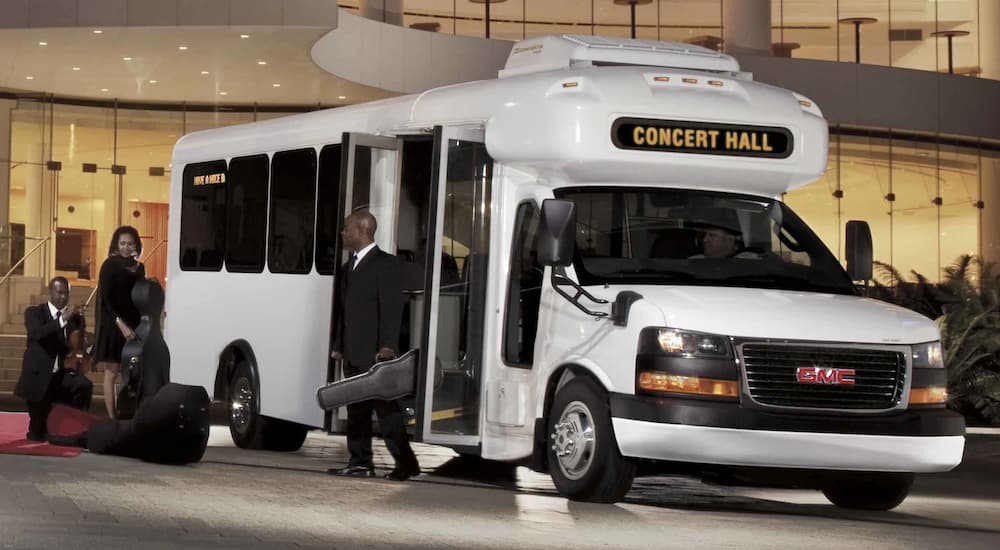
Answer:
[{"xmin": 0, "ymin": 405, "xmax": 104, "ymax": 458}]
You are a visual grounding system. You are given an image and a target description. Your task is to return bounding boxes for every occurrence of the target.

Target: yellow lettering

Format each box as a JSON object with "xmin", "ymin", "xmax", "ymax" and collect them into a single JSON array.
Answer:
[
  {"xmin": 659, "ymin": 128, "xmax": 671, "ymax": 147},
  {"xmin": 633, "ymin": 127, "xmax": 645, "ymax": 145},
  {"xmin": 739, "ymin": 132, "xmax": 751, "ymax": 150},
  {"xmin": 762, "ymin": 133, "xmax": 773, "ymax": 152},
  {"xmin": 672, "ymin": 128, "xmax": 684, "ymax": 146},
  {"xmin": 683, "ymin": 129, "xmax": 693, "ymax": 148},
  {"xmin": 726, "ymin": 131, "xmax": 738, "ymax": 150},
  {"xmin": 708, "ymin": 130, "xmax": 720, "ymax": 148},
  {"xmin": 646, "ymin": 127, "xmax": 657, "ymax": 146},
  {"xmin": 695, "ymin": 130, "xmax": 708, "ymax": 149}
]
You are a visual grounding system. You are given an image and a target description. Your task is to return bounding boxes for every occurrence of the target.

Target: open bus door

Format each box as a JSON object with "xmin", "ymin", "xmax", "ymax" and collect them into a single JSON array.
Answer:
[
  {"xmin": 320, "ymin": 126, "xmax": 492, "ymax": 455},
  {"xmin": 412, "ymin": 126, "xmax": 492, "ymax": 453},
  {"xmin": 324, "ymin": 132, "xmax": 403, "ymax": 432}
]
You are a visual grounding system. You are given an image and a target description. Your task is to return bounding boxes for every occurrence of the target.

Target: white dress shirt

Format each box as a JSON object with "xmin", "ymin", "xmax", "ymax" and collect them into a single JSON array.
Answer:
[
  {"xmin": 47, "ymin": 302, "xmax": 68, "ymax": 373},
  {"xmin": 352, "ymin": 242, "xmax": 377, "ymax": 270}
]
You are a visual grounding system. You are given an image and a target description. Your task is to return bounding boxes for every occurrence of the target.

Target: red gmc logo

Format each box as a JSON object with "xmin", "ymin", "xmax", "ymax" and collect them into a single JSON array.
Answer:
[{"xmin": 796, "ymin": 367, "xmax": 856, "ymax": 385}]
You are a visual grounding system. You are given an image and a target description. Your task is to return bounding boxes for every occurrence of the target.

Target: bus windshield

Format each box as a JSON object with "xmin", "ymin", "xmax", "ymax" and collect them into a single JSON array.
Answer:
[{"xmin": 554, "ymin": 187, "xmax": 856, "ymax": 296}]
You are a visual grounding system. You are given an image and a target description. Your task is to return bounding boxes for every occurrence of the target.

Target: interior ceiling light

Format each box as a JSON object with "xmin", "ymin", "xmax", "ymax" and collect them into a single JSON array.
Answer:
[
  {"xmin": 201, "ymin": 70, "xmax": 210, "ymax": 75},
  {"xmin": 72, "ymin": 67, "xmax": 81, "ymax": 71},
  {"xmin": 149, "ymin": 80, "xmax": 157, "ymax": 84},
  {"xmin": 179, "ymin": 46, "xmax": 188, "ymax": 51},
  {"xmin": 100, "ymin": 88, "xmax": 109, "ymax": 92},
  {"xmin": 25, "ymin": 76, "xmax": 34, "ymax": 80},
  {"xmin": 219, "ymin": 91, "xmax": 228, "ymax": 96},
  {"xmin": 93, "ymin": 29, "xmax": 103, "ymax": 34},
  {"xmin": 338, "ymin": 95, "xmax": 346, "ymax": 99},
  {"xmin": 257, "ymin": 61, "xmax": 267, "ymax": 65},
  {"xmin": 38, "ymin": 41, "xmax": 47, "ymax": 46},
  {"xmin": 240, "ymin": 34, "xmax": 250, "ymax": 39},
  {"xmin": 272, "ymin": 83, "xmax": 281, "ymax": 87},
  {"xmin": 123, "ymin": 57, "xmax": 132, "ymax": 61}
]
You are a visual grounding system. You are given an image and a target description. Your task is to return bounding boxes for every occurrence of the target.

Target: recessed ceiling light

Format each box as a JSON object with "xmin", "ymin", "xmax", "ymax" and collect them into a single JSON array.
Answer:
[
  {"xmin": 178, "ymin": 46, "xmax": 188, "ymax": 51},
  {"xmin": 38, "ymin": 41, "xmax": 47, "ymax": 46},
  {"xmin": 25, "ymin": 76, "xmax": 34, "ymax": 80},
  {"xmin": 240, "ymin": 34, "xmax": 250, "ymax": 39},
  {"xmin": 200, "ymin": 70, "xmax": 210, "ymax": 75},
  {"xmin": 93, "ymin": 29, "xmax": 103, "ymax": 34},
  {"xmin": 149, "ymin": 80, "xmax": 157, "ymax": 84},
  {"xmin": 272, "ymin": 83, "xmax": 281, "ymax": 87},
  {"xmin": 72, "ymin": 67, "xmax": 81, "ymax": 71},
  {"xmin": 219, "ymin": 91, "xmax": 228, "ymax": 96},
  {"xmin": 257, "ymin": 61, "xmax": 267, "ymax": 65},
  {"xmin": 100, "ymin": 88, "xmax": 109, "ymax": 92},
  {"xmin": 338, "ymin": 95, "xmax": 347, "ymax": 100},
  {"xmin": 123, "ymin": 57, "xmax": 132, "ymax": 61}
]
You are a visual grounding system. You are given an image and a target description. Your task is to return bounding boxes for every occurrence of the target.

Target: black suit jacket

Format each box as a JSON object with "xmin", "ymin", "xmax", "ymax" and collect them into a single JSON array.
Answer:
[
  {"xmin": 333, "ymin": 246, "xmax": 404, "ymax": 367},
  {"xmin": 15, "ymin": 303, "xmax": 86, "ymax": 402}
]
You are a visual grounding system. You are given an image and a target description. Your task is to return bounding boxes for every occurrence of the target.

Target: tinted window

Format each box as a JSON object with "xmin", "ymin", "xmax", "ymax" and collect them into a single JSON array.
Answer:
[
  {"xmin": 226, "ymin": 155, "xmax": 269, "ymax": 273},
  {"xmin": 503, "ymin": 202, "xmax": 543, "ymax": 366},
  {"xmin": 180, "ymin": 160, "xmax": 227, "ymax": 271},
  {"xmin": 315, "ymin": 145, "xmax": 342, "ymax": 275},
  {"xmin": 268, "ymin": 148, "xmax": 317, "ymax": 274}
]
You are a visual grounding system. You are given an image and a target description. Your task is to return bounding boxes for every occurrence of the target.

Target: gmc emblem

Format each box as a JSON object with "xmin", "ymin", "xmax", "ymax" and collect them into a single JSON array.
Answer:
[{"xmin": 796, "ymin": 367, "xmax": 856, "ymax": 385}]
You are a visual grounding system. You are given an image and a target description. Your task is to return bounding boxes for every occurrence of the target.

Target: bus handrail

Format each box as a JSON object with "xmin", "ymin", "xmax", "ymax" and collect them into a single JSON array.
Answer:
[{"xmin": 0, "ymin": 236, "xmax": 52, "ymax": 291}]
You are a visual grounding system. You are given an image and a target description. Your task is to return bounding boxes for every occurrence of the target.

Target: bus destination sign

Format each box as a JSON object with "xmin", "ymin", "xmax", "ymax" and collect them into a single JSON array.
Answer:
[{"xmin": 612, "ymin": 118, "xmax": 793, "ymax": 159}]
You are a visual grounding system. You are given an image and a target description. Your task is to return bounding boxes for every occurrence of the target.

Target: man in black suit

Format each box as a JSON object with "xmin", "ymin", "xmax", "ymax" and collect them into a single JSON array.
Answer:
[
  {"xmin": 329, "ymin": 211, "xmax": 420, "ymax": 481},
  {"xmin": 14, "ymin": 277, "xmax": 94, "ymax": 441}
]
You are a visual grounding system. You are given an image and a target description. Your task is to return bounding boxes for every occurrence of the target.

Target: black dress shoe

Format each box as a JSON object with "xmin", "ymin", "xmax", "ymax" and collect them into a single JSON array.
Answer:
[
  {"xmin": 384, "ymin": 463, "xmax": 421, "ymax": 481},
  {"xmin": 25, "ymin": 431, "xmax": 46, "ymax": 443},
  {"xmin": 327, "ymin": 465, "xmax": 375, "ymax": 477}
]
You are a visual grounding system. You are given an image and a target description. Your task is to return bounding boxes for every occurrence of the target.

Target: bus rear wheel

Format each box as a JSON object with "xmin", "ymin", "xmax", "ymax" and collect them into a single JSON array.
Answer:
[
  {"xmin": 547, "ymin": 377, "xmax": 635, "ymax": 503},
  {"xmin": 820, "ymin": 472, "xmax": 914, "ymax": 510},
  {"xmin": 228, "ymin": 362, "xmax": 308, "ymax": 451}
]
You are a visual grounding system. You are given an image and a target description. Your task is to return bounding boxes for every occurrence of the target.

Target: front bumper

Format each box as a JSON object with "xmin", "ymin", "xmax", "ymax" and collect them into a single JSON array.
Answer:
[{"xmin": 610, "ymin": 393, "xmax": 966, "ymax": 472}]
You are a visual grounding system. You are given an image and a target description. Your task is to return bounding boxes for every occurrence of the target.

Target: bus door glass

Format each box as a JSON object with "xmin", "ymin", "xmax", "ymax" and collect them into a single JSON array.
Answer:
[
  {"xmin": 325, "ymin": 133, "xmax": 403, "ymax": 431},
  {"xmin": 415, "ymin": 126, "xmax": 493, "ymax": 447}
]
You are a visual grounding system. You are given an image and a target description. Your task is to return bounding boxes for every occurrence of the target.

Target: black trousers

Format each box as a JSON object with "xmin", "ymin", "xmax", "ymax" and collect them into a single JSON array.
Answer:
[
  {"xmin": 26, "ymin": 370, "xmax": 93, "ymax": 436},
  {"xmin": 344, "ymin": 362, "xmax": 417, "ymax": 469}
]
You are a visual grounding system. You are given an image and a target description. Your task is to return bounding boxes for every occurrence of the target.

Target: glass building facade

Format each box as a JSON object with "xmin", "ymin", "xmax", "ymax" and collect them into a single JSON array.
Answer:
[{"xmin": 344, "ymin": 0, "xmax": 988, "ymax": 77}]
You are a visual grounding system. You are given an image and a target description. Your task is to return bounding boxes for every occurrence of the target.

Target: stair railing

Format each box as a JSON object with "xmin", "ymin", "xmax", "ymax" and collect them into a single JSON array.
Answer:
[{"xmin": 0, "ymin": 235, "xmax": 53, "ymax": 291}]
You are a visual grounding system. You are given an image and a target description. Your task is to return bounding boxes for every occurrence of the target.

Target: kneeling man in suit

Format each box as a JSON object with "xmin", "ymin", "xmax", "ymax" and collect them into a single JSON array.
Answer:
[{"xmin": 15, "ymin": 277, "xmax": 93, "ymax": 441}]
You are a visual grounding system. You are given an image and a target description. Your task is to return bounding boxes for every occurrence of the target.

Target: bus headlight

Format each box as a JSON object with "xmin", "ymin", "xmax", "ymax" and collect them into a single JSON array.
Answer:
[
  {"xmin": 912, "ymin": 342, "xmax": 944, "ymax": 369},
  {"xmin": 654, "ymin": 328, "xmax": 731, "ymax": 357}
]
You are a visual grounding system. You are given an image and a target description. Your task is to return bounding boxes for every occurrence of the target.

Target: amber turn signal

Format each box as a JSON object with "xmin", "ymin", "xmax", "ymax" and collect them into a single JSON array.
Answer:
[
  {"xmin": 910, "ymin": 386, "xmax": 948, "ymax": 405},
  {"xmin": 638, "ymin": 372, "xmax": 738, "ymax": 398}
]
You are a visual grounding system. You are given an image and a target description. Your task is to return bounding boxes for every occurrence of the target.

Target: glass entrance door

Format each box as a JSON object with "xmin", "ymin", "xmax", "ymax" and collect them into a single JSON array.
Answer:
[{"xmin": 416, "ymin": 126, "xmax": 493, "ymax": 447}]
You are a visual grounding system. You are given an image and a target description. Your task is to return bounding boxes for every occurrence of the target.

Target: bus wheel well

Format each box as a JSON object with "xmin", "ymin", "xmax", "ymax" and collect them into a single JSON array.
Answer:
[
  {"xmin": 530, "ymin": 365, "xmax": 609, "ymax": 472},
  {"xmin": 214, "ymin": 340, "xmax": 258, "ymax": 403}
]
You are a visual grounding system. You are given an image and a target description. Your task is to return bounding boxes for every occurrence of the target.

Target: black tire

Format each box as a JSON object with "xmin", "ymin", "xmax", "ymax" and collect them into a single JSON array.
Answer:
[
  {"xmin": 227, "ymin": 361, "xmax": 308, "ymax": 452},
  {"xmin": 547, "ymin": 377, "xmax": 636, "ymax": 503},
  {"xmin": 821, "ymin": 472, "xmax": 915, "ymax": 511}
]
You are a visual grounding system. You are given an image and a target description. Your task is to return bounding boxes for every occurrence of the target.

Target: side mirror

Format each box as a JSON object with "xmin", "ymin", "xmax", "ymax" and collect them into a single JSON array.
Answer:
[
  {"xmin": 845, "ymin": 220, "xmax": 873, "ymax": 282},
  {"xmin": 538, "ymin": 199, "xmax": 576, "ymax": 267}
]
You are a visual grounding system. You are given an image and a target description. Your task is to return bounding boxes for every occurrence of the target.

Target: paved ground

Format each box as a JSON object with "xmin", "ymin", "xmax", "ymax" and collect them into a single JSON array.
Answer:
[{"xmin": 1, "ymin": 402, "xmax": 999, "ymax": 550}]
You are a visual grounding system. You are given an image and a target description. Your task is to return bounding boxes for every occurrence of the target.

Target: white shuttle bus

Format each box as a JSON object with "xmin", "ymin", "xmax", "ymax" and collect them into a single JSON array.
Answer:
[{"xmin": 166, "ymin": 35, "xmax": 964, "ymax": 508}]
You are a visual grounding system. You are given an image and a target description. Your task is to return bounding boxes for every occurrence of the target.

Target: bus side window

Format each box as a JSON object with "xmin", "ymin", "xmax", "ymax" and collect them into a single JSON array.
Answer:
[
  {"xmin": 225, "ymin": 155, "xmax": 269, "ymax": 273},
  {"xmin": 180, "ymin": 160, "xmax": 228, "ymax": 271},
  {"xmin": 315, "ymin": 144, "xmax": 342, "ymax": 276},
  {"xmin": 268, "ymin": 148, "xmax": 317, "ymax": 275},
  {"xmin": 503, "ymin": 202, "xmax": 543, "ymax": 367}
]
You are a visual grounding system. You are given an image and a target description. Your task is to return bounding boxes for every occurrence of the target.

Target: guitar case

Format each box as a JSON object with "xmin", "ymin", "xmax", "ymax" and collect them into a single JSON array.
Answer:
[
  {"xmin": 116, "ymin": 279, "xmax": 170, "ymax": 419},
  {"xmin": 316, "ymin": 349, "xmax": 419, "ymax": 410}
]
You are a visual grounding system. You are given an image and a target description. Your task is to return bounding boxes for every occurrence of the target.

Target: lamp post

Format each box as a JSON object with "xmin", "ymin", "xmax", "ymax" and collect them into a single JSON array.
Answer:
[
  {"xmin": 838, "ymin": 17, "xmax": 878, "ymax": 64},
  {"xmin": 469, "ymin": 0, "xmax": 508, "ymax": 39},
  {"xmin": 614, "ymin": 0, "xmax": 653, "ymax": 40},
  {"xmin": 931, "ymin": 30, "xmax": 971, "ymax": 74}
]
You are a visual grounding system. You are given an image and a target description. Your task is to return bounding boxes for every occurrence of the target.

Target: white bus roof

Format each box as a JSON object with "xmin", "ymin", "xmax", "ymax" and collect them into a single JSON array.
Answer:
[
  {"xmin": 499, "ymin": 34, "xmax": 743, "ymax": 78},
  {"xmin": 174, "ymin": 39, "xmax": 826, "ymax": 197}
]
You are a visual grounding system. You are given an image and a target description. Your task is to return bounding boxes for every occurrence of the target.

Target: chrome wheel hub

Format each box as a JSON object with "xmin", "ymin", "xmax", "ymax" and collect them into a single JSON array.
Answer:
[
  {"xmin": 231, "ymin": 377, "xmax": 253, "ymax": 435},
  {"xmin": 550, "ymin": 401, "xmax": 596, "ymax": 481}
]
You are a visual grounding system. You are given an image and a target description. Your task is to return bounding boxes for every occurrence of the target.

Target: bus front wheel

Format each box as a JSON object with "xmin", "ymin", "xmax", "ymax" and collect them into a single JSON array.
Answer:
[
  {"xmin": 820, "ymin": 472, "xmax": 914, "ymax": 510},
  {"xmin": 547, "ymin": 377, "xmax": 636, "ymax": 503}
]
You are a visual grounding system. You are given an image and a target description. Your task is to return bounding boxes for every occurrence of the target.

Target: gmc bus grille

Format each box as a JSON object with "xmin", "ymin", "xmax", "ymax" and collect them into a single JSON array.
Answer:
[{"xmin": 740, "ymin": 344, "xmax": 906, "ymax": 410}]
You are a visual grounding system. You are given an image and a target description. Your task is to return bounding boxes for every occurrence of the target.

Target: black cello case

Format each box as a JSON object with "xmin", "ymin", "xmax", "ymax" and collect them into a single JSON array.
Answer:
[{"xmin": 116, "ymin": 279, "xmax": 170, "ymax": 419}]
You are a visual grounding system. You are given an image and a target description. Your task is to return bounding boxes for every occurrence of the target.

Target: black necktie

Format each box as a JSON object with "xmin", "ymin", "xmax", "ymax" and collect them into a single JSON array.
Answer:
[{"xmin": 352, "ymin": 253, "xmax": 359, "ymax": 270}]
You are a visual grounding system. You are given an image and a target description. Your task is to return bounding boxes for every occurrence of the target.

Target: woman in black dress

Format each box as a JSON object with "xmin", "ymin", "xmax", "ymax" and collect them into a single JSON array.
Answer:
[{"xmin": 93, "ymin": 226, "xmax": 145, "ymax": 418}]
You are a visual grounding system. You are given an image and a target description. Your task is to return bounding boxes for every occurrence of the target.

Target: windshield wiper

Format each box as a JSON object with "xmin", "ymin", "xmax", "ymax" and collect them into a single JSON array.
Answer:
[{"xmin": 606, "ymin": 268, "xmax": 697, "ymax": 280}]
